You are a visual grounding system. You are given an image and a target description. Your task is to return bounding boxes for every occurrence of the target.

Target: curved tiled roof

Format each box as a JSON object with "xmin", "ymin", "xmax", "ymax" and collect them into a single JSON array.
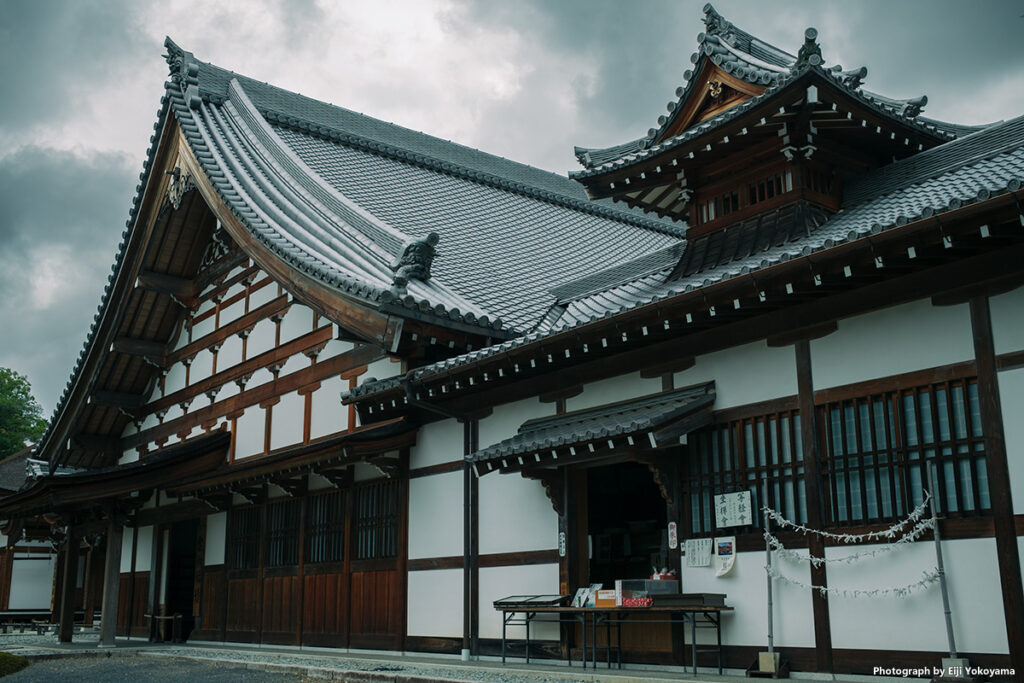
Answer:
[
  {"xmin": 165, "ymin": 39, "xmax": 683, "ymax": 334},
  {"xmin": 573, "ymin": 4, "xmax": 971, "ymax": 174},
  {"xmin": 347, "ymin": 114, "xmax": 1024, "ymax": 400}
]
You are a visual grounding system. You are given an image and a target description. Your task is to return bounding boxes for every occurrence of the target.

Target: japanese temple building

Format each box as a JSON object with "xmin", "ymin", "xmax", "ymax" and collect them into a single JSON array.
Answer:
[{"xmin": 2, "ymin": 5, "xmax": 1023, "ymax": 677}]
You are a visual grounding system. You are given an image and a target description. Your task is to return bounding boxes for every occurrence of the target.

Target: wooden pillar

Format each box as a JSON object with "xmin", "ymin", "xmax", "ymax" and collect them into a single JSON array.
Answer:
[
  {"xmin": 100, "ymin": 521, "xmax": 123, "ymax": 647},
  {"xmin": 461, "ymin": 419, "xmax": 480, "ymax": 657},
  {"xmin": 146, "ymin": 524, "xmax": 163, "ymax": 642},
  {"xmin": 969, "ymin": 296, "xmax": 1024, "ymax": 672},
  {"xmin": 557, "ymin": 470, "xmax": 575, "ymax": 660},
  {"xmin": 58, "ymin": 529, "xmax": 80, "ymax": 643},
  {"xmin": 794, "ymin": 340, "xmax": 833, "ymax": 672}
]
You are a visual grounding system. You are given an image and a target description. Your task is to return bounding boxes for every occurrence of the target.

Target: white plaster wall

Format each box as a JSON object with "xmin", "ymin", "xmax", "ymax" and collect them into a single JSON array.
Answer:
[
  {"xmin": 164, "ymin": 361, "xmax": 188, "ymax": 396},
  {"xmin": 363, "ymin": 356, "xmax": 401, "ymax": 383},
  {"xmin": 248, "ymin": 280, "xmax": 278, "ymax": 309},
  {"xmin": 246, "ymin": 318, "xmax": 277, "ymax": 359},
  {"xmin": 674, "ymin": 340, "xmax": 798, "ymax": 409},
  {"xmin": 134, "ymin": 526, "xmax": 153, "ymax": 572},
  {"xmin": 352, "ymin": 461, "xmax": 383, "ymax": 482},
  {"xmin": 478, "ymin": 474, "xmax": 557, "ymax": 555},
  {"xmin": 826, "ymin": 537, "xmax": 1007, "ymax": 654},
  {"xmin": 119, "ymin": 449, "xmax": 139, "ymax": 465},
  {"xmin": 220, "ymin": 299, "xmax": 245, "ymax": 328},
  {"xmin": 479, "ymin": 397, "xmax": 550, "ymax": 448},
  {"xmin": 163, "ymin": 403, "xmax": 183, "ymax": 423},
  {"xmin": 218, "ymin": 334, "xmax": 244, "ymax": 370},
  {"xmin": 990, "ymin": 285, "xmax": 1024, "ymax": 355},
  {"xmin": 478, "ymin": 564, "xmax": 560, "ymax": 640},
  {"xmin": 279, "ymin": 303, "xmax": 315, "ymax": 345},
  {"xmin": 190, "ymin": 349, "xmax": 214, "ymax": 383},
  {"xmin": 310, "ymin": 375, "xmax": 348, "ymax": 439},
  {"xmin": 274, "ymin": 352, "xmax": 305, "ymax": 379},
  {"xmin": 566, "ymin": 372, "xmax": 662, "ymax": 412},
  {"xmin": 1000, "ymin": 367, "xmax": 1024, "ymax": 515},
  {"xmin": 205, "ymin": 512, "xmax": 227, "ymax": 566},
  {"xmin": 191, "ymin": 314, "xmax": 215, "ymax": 340},
  {"xmin": 408, "ymin": 471, "xmax": 463, "ymax": 559},
  {"xmin": 8, "ymin": 557, "xmax": 56, "ymax": 609},
  {"xmin": 811, "ymin": 299, "xmax": 975, "ymax": 390},
  {"xmin": 194, "ymin": 297, "xmax": 217, "ymax": 319},
  {"xmin": 234, "ymin": 404, "xmax": 265, "ymax": 459},
  {"xmin": 407, "ymin": 569, "xmax": 463, "ymax": 637},
  {"xmin": 120, "ymin": 529, "xmax": 134, "ymax": 572},
  {"xmin": 247, "ymin": 366, "xmax": 274, "ymax": 391},
  {"xmin": 319, "ymin": 338, "xmax": 354, "ymax": 360},
  {"xmin": 410, "ymin": 419, "xmax": 463, "ymax": 469},
  {"xmin": 269, "ymin": 390, "xmax": 305, "ymax": 451},
  {"xmin": 171, "ymin": 321, "xmax": 189, "ymax": 352},
  {"xmin": 681, "ymin": 548, "xmax": 814, "ymax": 647}
]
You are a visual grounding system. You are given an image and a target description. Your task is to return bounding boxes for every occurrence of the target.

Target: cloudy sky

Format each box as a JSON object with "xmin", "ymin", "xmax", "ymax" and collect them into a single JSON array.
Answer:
[{"xmin": 1, "ymin": 0, "xmax": 1023, "ymax": 416}]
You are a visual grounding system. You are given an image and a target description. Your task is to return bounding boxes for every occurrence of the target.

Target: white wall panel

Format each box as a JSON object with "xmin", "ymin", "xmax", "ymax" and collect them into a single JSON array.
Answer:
[
  {"xmin": 234, "ymin": 404, "xmax": 265, "ymax": 459},
  {"xmin": 163, "ymin": 404, "xmax": 183, "ymax": 423},
  {"xmin": 120, "ymin": 528, "xmax": 134, "ymax": 572},
  {"xmin": 248, "ymin": 280, "xmax": 278, "ymax": 309},
  {"xmin": 811, "ymin": 300, "xmax": 974, "ymax": 390},
  {"xmin": 191, "ymin": 315, "xmax": 215, "ymax": 341},
  {"xmin": 205, "ymin": 512, "xmax": 227, "ymax": 566},
  {"xmin": 163, "ymin": 362, "xmax": 188, "ymax": 396},
  {"xmin": 319, "ymin": 338, "xmax": 354, "ymax": 360},
  {"xmin": 409, "ymin": 471, "xmax": 463, "ymax": 559},
  {"xmin": 675, "ymin": 341, "xmax": 797, "ymax": 410},
  {"xmin": 407, "ymin": 569, "xmax": 463, "ymax": 637},
  {"xmin": 990, "ymin": 285, "xmax": 1024, "ymax": 355},
  {"xmin": 279, "ymin": 303, "xmax": 315, "ymax": 345},
  {"xmin": 310, "ymin": 376, "xmax": 348, "ymax": 439},
  {"xmin": 270, "ymin": 390, "xmax": 305, "ymax": 451},
  {"xmin": 566, "ymin": 373, "xmax": 661, "ymax": 412},
  {"xmin": 363, "ymin": 356, "xmax": 400, "ymax": 383},
  {"xmin": 681, "ymin": 548, "xmax": 814, "ymax": 647},
  {"xmin": 8, "ymin": 557, "xmax": 56, "ymax": 609},
  {"xmin": 478, "ymin": 564, "xmax": 560, "ymax": 640},
  {"xmin": 190, "ymin": 349, "xmax": 214, "ymax": 383},
  {"xmin": 220, "ymin": 299, "xmax": 245, "ymax": 328},
  {"xmin": 246, "ymin": 318, "xmax": 277, "ymax": 359},
  {"xmin": 999, "ymin": 367, "xmax": 1024, "ymax": 515},
  {"xmin": 171, "ymin": 321, "xmax": 189, "ymax": 352},
  {"xmin": 134, "ymin": 526, "xmax": 153, "ymax": 572},
  {"xmin": 353, "ymin": 462, "xmax": 383, "ymax": 482},
  {"xmin": 478, "ymin": 475, "xmax": 557, "ymax": 555},
  {"xmin": 826, "ymin": 537, "xmax": 1006, "ymax": 654},
  {"xmin": 218, "ymin": 334, "xmax": 244, "ymax": 370},
  {"xmin": 247, "ymin": 366, "xmax": 274, "ymax": 391},
  {"xmin": 194, "ymin": 297, "xmax": 217, "ymax": 319},
  {"xmin": 410, "ymin": 419, "xmax": 463, "ymax": 469},
  {"xmin": 479, "ymin": 397, "xmax": 549, "ymax": 448}
]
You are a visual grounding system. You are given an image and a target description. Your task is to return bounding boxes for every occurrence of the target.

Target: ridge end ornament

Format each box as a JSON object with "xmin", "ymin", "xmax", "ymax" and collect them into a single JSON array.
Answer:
[{"xmin": 390, "ymin": 232, "xmax": 439, "ymax": 293}]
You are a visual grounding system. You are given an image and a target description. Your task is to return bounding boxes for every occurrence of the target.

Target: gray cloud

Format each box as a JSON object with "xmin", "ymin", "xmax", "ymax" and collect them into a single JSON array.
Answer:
[
  {"xmin": 0, "ymin": 0, "xmax": 146, "ymax": 137},
  {"xmin": 0, "ymin": 146, "xmax": 136, "ymax": 414}
]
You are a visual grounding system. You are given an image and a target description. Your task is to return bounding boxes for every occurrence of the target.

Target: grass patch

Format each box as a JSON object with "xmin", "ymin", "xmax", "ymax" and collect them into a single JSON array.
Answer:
[{"xmin": 0, "ymin": 652, "xmax": 28, "ymax": 677}]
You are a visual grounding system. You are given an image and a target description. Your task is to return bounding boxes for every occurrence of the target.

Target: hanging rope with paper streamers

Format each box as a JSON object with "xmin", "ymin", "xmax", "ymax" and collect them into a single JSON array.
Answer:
[
  {"xmin": 764, "ymin": 517, "xmax": 935, "ymax": 567},
  {"xmin": 761, "ymin": 491, "xmax": 931, "ymax": 543},
  {"xmin": 765, "ymin": 564, "xmax": 940, "ymax": 598}
]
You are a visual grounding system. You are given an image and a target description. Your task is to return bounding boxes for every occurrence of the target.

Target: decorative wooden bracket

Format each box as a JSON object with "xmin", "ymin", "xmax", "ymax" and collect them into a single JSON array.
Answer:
[
  {"xmin": 273, "ymin": 473, "xmax": 308, "ymax": 497},
  {"xmin": 230, "ymin": 483, "xmax": 265, "ymax": 505},
  {"xmin": 316, "ymin": 466, "xmax": 353, "ymax": 489},
  {"xmin": 197, "ymin": 490, "xmax": 232, "ymax": 512},
  {"xmin": 367, "ymin": 455, "xmax": 401, "ymax": 479},
  {"xmin": 521, "ymin": 469, "xmax": 564, "ymax": 516},
  {"xmin": 637, "ymin": 455, "xmax": 678, "ymax": 506}
]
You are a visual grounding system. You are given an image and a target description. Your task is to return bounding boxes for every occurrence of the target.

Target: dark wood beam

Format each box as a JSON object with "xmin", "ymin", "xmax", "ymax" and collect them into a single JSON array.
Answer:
[
  {"xmin": 795, "ymin": 340, "xmax": 833, "ymax": 672},
  {"xmin": 90, "ymin": 391, "xmax": 145, "ymax": 411},
  {"xmin": 969, "ymin": 296, "xmax": 1024, "ymax": 673},
  {"xmin": 136, "ymin": 270, "xmax": 199, "ymax": 302},
  {"xmin": 766, "ymin": 321, "xmax": 838, "ymax": 347},
  {"xmin": 651, "ymin": 407, "xmax": 713, "ymax": 447},
  {"xmin": 111, "ymin": 337, "xmax": 166, "ymax": 361},
  {"xmin": 72, "ymin": 433, "xmax": 120, "ymax": 454},
  {"xmin": 931, "ymin": 269, "xmax": 1024, "ymax": 306}
]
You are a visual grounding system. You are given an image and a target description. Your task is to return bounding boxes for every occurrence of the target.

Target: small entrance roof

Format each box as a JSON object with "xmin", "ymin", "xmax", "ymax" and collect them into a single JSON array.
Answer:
[{"xmin": 469, "ymin": 382, "xmax": 715, "ymax": 475}]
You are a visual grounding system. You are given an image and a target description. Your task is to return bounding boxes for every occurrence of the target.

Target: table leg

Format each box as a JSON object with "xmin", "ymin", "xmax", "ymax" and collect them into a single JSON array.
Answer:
[
  {"xmin": 526, "ymin": 611, "xmax": 531, "ymax": 664},
  {"xmin": 690, "ymin": 612, "xmax": 697, "ymax": 676},
  {"xmin": 716, "ymin": 614, "xmax": 723, "ymax": 674},
  {"xmin": 502, "ymin": 611, "xmax": 507, "ymax": 663}
]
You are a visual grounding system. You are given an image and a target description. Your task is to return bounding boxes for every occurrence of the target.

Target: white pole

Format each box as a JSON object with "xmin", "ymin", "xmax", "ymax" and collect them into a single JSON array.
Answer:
[
  {"xmin": 927, "ymin": 464, "xmax": 957, "ymax": 658},
  {"xmin": 764, "ymin": 482, "xmax": 774, "ymax": 656}
]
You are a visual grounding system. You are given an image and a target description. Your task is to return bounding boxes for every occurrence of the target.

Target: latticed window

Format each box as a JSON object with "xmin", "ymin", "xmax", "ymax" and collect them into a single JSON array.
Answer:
[
  {"xmin": 820, "ymin": 377, "xmax": 989, "ymax": 524},
  {"xmin": 685, "ymin": 409, "xmax": 806, "ymax": 535},
  {"xmin": 230, "ymin": 506, "xmax": 260, "ymax": 570},
  {"xmin": 307, "ymin": 490, "xmax": 345, "ymax": 564},
  {"xmin": 266, "ymin": 499, "xmax": 301, "ymax": 567},
  {"xmin": 354, "ymin": 480, "xmax": 400, "ymax": 560}
]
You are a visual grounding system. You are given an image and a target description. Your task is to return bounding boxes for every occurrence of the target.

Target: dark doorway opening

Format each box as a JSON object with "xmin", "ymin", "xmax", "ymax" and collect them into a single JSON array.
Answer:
[
  {"xmin": 586, "ymin": 461, "xmax": 668, "ymax": 586},
  {"xmin": 165, "ymin": 519, "xmax": 199, "ymax": 641}
]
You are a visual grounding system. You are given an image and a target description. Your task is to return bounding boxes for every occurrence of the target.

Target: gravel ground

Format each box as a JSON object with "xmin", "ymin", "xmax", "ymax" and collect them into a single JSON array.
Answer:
[{"xmin": 4, "ymin": 656, "xmax": 322, "ymax": 682}]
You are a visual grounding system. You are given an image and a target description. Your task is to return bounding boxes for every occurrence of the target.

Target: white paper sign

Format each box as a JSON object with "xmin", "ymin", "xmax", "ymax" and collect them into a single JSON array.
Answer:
[
  {"xmin": 715, "ymin": 490, "xmax": 753, "ymax": 528},
  {"xmin": 667, "ymin": 522, "xmax": 678, "ymax": 550},
  {"xmin": 715, "ymin": 536, "xmax": 736, "ymax": 577},
  {"xmin": 685, "ymin": 538, "xmax": 713, "ymax": 567}
]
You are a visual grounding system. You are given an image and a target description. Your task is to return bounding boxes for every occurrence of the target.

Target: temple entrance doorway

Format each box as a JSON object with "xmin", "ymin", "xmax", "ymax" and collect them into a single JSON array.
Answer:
[{"xmin": 164, "ymin": 519, "xmax": 199, "ymax": 641}]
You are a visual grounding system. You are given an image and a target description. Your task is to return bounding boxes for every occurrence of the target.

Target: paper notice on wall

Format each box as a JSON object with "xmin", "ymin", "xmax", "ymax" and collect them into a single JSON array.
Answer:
[
  {"xmin": 714, "ymin": 491, "xmax": 753, "ymax": 528},
  {"xmin": 685, "ymin": 538, "xmax": 713, "ymax": 567},
  {"xmin": 715, "ymin": 536, "xmax": 736, "ymax": 577}
]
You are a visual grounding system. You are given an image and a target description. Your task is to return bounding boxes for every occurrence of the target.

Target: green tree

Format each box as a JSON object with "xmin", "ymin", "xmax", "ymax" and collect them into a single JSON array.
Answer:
[{"xmin": 0, "ymin": 368, "xmax": 47, "ymax": 458}]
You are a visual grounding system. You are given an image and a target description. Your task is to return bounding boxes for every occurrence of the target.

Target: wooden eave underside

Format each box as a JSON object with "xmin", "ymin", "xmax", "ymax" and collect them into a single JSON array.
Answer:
[
  {"xmin": 353, "ymin": 195, "xmax": 1024, "ymax": 425},
  {"xmin": 581, "ymin": 71, "xmax": 949, "ymax": 220}
]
